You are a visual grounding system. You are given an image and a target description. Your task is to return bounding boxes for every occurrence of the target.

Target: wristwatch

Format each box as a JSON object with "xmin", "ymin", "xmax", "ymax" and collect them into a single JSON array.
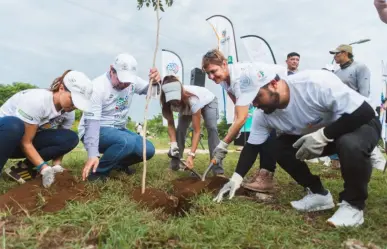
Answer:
[{"xmin": 187, "ymin": 151, "xmax": 196, "ymax": 158}]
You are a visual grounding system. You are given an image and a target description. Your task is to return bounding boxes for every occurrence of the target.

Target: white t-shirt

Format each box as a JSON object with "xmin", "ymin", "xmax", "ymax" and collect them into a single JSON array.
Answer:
[
  {"xmin": 0, "ymin": 89, "xmax": 72, "ymax": 129},
  {"xmin": 247, "ymin": 70, "xmax": 373, "ymax": 145},
  {"xmin": 78, "ymin": 72, "xmax": 148, "ymax": 137},
  {"xmin": 39, "ymin": 111, "xmax": 75, "ymax": 131},
  {"xmin": 178, "ymin": 85, "xmax": 215, "ymax": 115},
  {"xmin": 220, "ymin": 62, "xmax": 288, "ymax": 102}
]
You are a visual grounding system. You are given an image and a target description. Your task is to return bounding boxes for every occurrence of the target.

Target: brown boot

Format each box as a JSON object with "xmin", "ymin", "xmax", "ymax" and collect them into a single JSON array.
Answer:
[
  {"xmin": 243, "ymin": 169, "xmax": 274, "ymax": 193},
  {"xmin": 244, "ymin": 169, "xmax": 260, "ymax": 183}
]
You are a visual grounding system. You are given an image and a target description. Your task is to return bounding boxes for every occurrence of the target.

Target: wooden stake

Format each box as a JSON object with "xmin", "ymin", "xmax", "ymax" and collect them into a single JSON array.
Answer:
[{"xmin": 142, "ymin": 0, "xmax": 161, "ymax": 194}]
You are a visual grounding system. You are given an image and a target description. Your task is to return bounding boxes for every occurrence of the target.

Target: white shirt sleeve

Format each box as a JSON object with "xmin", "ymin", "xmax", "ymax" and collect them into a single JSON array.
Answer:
[
  {"xmin": 189, "ymin": 97, "xmax": 201, "ymax": 114},
  {"xmin": 134, "ymin": 77, "xmax": 150, "ymax": 95},
  {"xmin": 83, "ymin": 86, "xmax": 105, "ymax": 120},
  {"xmin": 247, "ymin": 109, "xmax": 271, "ymax": 145},
  {"xmin": 15, "ymin": 98, "xmax": 45, "ymax": 125}
]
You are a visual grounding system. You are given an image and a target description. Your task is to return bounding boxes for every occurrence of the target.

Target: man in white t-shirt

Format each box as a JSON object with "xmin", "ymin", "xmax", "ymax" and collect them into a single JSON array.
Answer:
[
  {"xmin": 213, "ymin": 69, "xmax": 380, "ymax": 228},
  {"xmin": 79, "ymin": 53, "xmax": 161, "ymax": 181}
]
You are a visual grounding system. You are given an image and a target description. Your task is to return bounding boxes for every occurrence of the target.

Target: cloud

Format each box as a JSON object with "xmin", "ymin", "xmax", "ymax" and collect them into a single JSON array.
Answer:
[{"xmin": 1, "ymin": 0, "xmax": 386, "ymax": 121}]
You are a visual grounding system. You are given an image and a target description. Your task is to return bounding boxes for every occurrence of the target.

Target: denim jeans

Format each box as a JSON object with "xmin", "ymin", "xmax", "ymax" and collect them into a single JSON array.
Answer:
[
  {"xmin": 93, "ymin": 127, "xmax": 155, "ymax": 175},
  {"xmin": 0, "ymin": 116, "xmax": 79, "ymax": 172}
]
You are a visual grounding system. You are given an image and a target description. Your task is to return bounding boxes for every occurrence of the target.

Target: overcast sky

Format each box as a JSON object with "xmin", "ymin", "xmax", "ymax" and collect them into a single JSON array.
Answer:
[{"xmin": 1, "ymin": 0, "xmax": 386, "ymax": 122}]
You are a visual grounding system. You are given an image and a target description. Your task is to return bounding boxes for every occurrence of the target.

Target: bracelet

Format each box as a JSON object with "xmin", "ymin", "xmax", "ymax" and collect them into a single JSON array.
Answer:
[
  {"xmin": 187, "ymin": 151, "xmax": 196, "ymax": 158},
  {"xmin": 35, "ymin": 161, "xmax": 48, "ymax": 171}
]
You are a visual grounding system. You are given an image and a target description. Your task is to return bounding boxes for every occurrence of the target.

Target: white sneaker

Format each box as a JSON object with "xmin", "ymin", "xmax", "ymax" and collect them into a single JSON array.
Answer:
[
  {"xmin": 291, "ymin": 188, "xmax": 335, "ymax": 212},
  {"xmin": 327, "ymin": 201, "xmax": 364, "ymax": 227},
  {"xmin": 370, "ymin": 147, "xmax": 386, "ymax": 171}
]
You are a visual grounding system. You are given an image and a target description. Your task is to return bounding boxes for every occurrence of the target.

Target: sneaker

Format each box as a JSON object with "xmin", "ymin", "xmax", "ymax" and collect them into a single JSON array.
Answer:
[
  {"xmin": 4, "ymin": 161, "xmax": 37, "ymax": 184},
  {"xmin": 327, "ymin": 201, "xmax": 364, "ymax": 227},
  {"xmin": 290, "ymin": 188, "xmax": 335, "ymax": 212},
  {"xmin": 243, "ymin": 169, "xmax": 274, "ymax": 193}
]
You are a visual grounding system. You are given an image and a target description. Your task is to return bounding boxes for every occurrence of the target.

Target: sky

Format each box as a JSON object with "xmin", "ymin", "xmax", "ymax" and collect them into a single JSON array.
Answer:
[{"xmin": 1, "ymin": 0, "xmax": 386, "ymax": 122}]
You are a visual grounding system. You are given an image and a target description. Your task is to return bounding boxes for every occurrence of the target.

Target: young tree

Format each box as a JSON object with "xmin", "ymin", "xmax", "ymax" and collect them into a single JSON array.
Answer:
[{"xmin": 137, "ymin": 0, "xmax": 173, "ymax": 11}]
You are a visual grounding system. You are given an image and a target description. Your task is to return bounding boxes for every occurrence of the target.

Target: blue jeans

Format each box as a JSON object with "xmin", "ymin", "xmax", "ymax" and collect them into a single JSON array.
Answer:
[
  {"xmin": 0, "ymin": 116, "xmax": 79, "ymax": 172},
  {"xmin": 93, "ymin": 127, "xmax": 155, "ymax": 175}
]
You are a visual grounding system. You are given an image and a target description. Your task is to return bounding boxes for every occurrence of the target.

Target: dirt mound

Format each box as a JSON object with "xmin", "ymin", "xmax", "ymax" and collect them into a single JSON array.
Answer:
[
  {"xmin": 0, "ymin": 171, "xmax": 94, "ymax": 214},
  {"xmin": 132, "ymin": 176, "xmax": 251, "ymax": 216}
]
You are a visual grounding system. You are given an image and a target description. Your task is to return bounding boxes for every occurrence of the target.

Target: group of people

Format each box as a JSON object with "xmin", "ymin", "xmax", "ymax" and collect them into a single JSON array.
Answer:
[
  {"xmin": 0, "ymin": 40, "xmax": 384, "ymax": 228},
  {"xmin": 200, "ymin": 45, "xmax": 383, "ymax": 228}
]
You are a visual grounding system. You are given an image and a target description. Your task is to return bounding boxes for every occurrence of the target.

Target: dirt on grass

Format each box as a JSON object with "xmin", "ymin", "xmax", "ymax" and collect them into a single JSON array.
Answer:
[
  {"xmin": 132, "ymin": 176, "xmax": 252, "ymax": 216},
  {"xmin": 0, "ymin": 171, "xmax": 96, "ymax": 214}
]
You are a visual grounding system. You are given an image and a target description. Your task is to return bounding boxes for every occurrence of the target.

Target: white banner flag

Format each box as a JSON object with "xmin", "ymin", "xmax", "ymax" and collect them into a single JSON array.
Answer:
[
  {"xmin": 240, "ymin": 35, "xmax": 277, "ymax": 64},
  {"xmin": 381, "ymin": 60, "xmax": 387, "ymax": 145},
  {"xmin": 161, "ymin": 49, "xmax": 184, "ymax": 127},
  {"xmin": 206, "ymin": 15, "xmax": 238, "ymax": 124}
]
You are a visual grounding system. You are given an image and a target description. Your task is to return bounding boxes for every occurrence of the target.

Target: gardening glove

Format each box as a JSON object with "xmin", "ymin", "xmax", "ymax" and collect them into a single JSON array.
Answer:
[
  {"xmin": 213, "ymin": 173, "xmax": 243, "ymax": 203},
  {"xmin": 168, "ymin": 142, "xmax": 180, "ymax": 158},
  {"xmin": 212, "ymin": 141, "xmax": 229, "ymax": 164},
  {"xmin": 40, "ymin": 166, "xmax": 55, "ymax": 188},
  {"xmin": 293, "ymin": 128, "xmax": 333, "ymax": 161},
  {"xmin": 52, "ymin": 165, "xmax": 65, "ymax": 173}
]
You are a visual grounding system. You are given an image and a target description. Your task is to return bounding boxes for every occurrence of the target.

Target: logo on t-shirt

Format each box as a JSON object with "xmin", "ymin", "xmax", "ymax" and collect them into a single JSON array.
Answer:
[
  {"xmin": 18, "ymin": 109, "xmax": 33, "ymax": 121},
  {"xmin": 115, "ymin": 96, "xmax": 129, "ymax": 111}
]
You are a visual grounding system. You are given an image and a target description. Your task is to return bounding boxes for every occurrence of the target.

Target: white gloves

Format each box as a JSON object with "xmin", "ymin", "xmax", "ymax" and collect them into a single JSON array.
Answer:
[
  {"xmin": 212, "ymin": 141, "xmax": 229, "ymax": 164},
  {"xmin": 293, "ymin": 128, "xmax": 333, "ymax": 161},
  {"xmin": 168, "ymin": 142, "xmax": 180, "ymax": 158},
  {"xmin": 213, "ymin": 172, "xmax": 243, "ymax": 203},
  {"xmin": 40, "ymin": 164, "xmax": 65, "ymax": 188}
]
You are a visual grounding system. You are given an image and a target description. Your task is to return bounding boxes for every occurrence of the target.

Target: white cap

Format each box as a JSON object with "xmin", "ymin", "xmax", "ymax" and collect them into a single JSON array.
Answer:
[
  {"xmin": 112, "ymin": 53, "xmax": 138, "ymax": 83},
  {"xmin": 162, "ymin": 81, "xmax": 182, "ymax": 102},
  {"xmin": 235, "ymin": 64, "xmax": 280, "ymax": 106},
  {"xmin": 63, "ymin": 71, "xmax": 93, "ymax": 112}
]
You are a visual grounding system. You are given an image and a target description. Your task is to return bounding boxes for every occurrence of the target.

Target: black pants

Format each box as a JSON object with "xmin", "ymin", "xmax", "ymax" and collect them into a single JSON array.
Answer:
[
  {"xmin": 276, "ymin": 118, "xmax": 381, "ymax": 210},
  {"xmin": 236, "ymin": 129, "xmax": 277, "ymax": 177}
]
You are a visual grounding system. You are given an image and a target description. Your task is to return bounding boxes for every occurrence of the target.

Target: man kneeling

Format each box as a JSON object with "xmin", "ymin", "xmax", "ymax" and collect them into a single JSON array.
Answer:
[{"xmin": 213, "ymin": 69, "xmax": 380, "ymax": 228}]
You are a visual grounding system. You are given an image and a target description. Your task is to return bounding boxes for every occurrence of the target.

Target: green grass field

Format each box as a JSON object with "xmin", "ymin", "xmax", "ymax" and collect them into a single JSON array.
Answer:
[{"xmin": 0, "ymin": 150, "xmax": 386, "ymax": 249}]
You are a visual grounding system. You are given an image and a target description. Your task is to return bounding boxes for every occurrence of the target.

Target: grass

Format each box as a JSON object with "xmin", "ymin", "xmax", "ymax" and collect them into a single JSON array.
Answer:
[{"xmin": 0, "ymin": 150, "xmax": 387, "ymax": 249}]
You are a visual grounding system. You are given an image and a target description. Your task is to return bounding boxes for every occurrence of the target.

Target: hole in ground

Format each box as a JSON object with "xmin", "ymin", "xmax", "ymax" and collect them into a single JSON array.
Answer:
[{"xmin": 132, "ymin": 176, "xmax": 252, "ymax": 216}]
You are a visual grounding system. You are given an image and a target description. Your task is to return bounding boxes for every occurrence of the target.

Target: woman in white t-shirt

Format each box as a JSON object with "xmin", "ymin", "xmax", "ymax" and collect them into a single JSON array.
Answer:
[
  {"xmin": 0, "ymin": 70, "xmax": 93, "ymax": 188},
  {"xmin": 161, "ymin": 75, "xmax": 224, "ymax": 175}
]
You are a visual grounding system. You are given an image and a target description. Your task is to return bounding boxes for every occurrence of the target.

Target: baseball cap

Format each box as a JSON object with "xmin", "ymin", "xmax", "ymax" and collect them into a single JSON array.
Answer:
[
  {"xmin": 63, "ymin": 71, "xmax": 93, "ymax": 112},
  {"xmin": 112, "ymin": 53, "xmax": 138, "ymax": 83},
  {"xmin": 329, "ymin": 44, "xmax": 352, "ymax": 54},
  {"xmin": 235, "ymin": 65, "xmax": 280, "ymax": 106},
  {"xmin": 162, "ymin": 81, "xmax": 181, "ymax": 102}
]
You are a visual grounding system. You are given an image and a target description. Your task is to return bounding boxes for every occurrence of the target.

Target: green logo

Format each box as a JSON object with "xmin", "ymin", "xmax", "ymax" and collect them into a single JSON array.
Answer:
[
  {"xmin": 18, "ymin": 109, "xmax": 33, "ymax": 121},
  {"xmin": 227, "ymin": 56, "xmax": 233, "ymax": 64}
]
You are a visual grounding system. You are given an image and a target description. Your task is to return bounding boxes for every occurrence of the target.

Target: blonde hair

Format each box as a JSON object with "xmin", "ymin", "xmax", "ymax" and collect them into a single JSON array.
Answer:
[
  {"xmin": 201, "ymin": 49, "xmax": 227, "ymax": 70},
  {"xmin": 50, "ymin": 69, "xmax": 72, "ymax": 92}
]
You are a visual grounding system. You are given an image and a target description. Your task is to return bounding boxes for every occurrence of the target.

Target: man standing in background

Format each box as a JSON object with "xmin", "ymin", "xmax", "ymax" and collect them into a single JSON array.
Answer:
[
  {"xmin": 286, "ymin": 52, "xmax": 300, "ymax": 75},
  {"xmin": 329, "ymin": 44, "xmax": 386, "ymax": 170}
]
